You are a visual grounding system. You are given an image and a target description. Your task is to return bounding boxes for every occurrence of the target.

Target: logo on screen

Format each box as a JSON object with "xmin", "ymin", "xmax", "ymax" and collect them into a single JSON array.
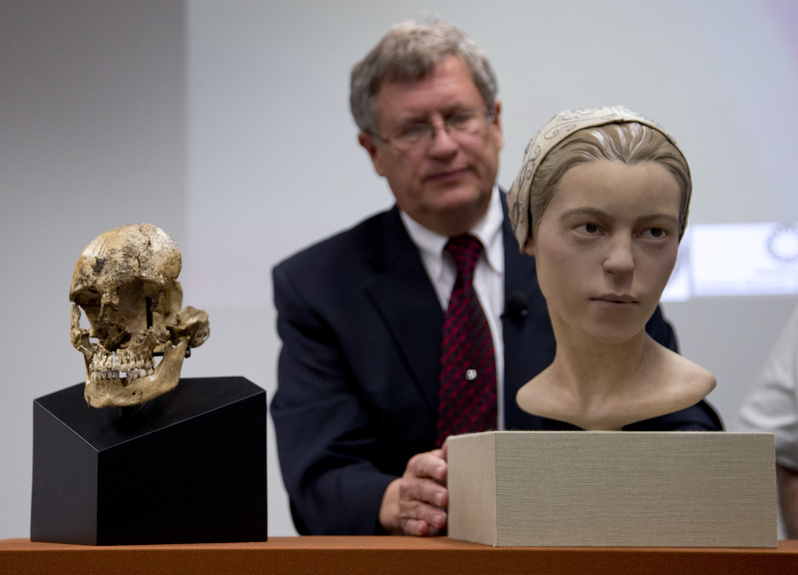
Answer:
[{"xmin": 767, "ymin": 223, "xmax": 798, "ymax": 263}]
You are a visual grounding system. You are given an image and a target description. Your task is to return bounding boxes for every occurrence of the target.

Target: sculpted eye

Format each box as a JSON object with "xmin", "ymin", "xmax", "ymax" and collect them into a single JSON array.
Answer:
[
  {"xmin": 575, "ymin": 223, "xmax": 601, "ymax": 235},
  {"xmin": 641, "ymin": 227, "xmax": 668, "ymax": 240}
]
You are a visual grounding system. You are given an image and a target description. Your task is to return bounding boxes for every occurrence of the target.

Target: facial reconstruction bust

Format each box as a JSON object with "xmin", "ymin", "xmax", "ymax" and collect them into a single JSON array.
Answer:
[
  {"xmin": 69, "ymin": 223, "xmax": 209, "ymax": 408},
  {"xmin": 507, "ymin": 106, "xmax": 715, "ymax": 430}
]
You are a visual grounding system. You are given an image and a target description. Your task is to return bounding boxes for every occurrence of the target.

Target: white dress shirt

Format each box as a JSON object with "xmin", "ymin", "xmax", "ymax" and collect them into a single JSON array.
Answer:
[{"xmin": 400, "ymin": 187, "xmax": 507, "ymax": 429}]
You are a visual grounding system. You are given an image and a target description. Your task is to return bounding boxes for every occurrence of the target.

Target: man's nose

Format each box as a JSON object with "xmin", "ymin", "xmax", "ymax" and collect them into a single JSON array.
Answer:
[{"xmin": 427, "ymin": 123, "xmax": 459, "ymax": 154}]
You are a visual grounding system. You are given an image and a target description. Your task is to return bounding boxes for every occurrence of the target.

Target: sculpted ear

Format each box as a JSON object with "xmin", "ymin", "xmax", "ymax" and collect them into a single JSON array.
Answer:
[
  {"xmin": 522, "ymin": 234, "xmax": 536, "ymax": 257},
  {"xmin": 358, "ymin": 132, "xmax": 386, "ymax": 177}
]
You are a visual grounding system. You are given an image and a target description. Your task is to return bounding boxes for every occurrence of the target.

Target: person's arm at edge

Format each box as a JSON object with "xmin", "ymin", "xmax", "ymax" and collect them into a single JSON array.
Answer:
[{"xmin": 778, "ymin": 463, "xmax": 798, "ymax": 539}]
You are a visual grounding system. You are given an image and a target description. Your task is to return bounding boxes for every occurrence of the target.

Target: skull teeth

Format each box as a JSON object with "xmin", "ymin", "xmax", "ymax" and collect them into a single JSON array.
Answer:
[
  {"xmin": 87, "ymin": 348, "xmax": 158, "ymax": 389},
  {"xmin": 90, "ymin": 367, "xmax": 154, "ymax": 382},
  {"xmin": 90, "ymin": 355, "xmax": 154, "ymax": 374}
]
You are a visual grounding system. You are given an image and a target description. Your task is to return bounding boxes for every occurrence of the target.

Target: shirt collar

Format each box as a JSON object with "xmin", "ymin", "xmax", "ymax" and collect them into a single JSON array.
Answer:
[{"xmin": 400, "ymin": 186, "xmax": 505, "ymax": 280}]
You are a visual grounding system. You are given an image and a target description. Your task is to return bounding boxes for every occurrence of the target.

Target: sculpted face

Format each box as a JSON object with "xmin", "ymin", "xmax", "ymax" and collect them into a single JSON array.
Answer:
[
  {"xmin": 526, "ymin": 160, "xmax": 681, "ymax": 343},
  {"xmin": 358, "ymin": 55, "xmax": 503, "ymax": 236}
]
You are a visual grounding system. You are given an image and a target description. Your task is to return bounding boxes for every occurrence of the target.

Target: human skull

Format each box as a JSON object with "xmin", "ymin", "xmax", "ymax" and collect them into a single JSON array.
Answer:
[{"xmin": 69, "ymin": 223, "xmax": 209, "ymax": 408}]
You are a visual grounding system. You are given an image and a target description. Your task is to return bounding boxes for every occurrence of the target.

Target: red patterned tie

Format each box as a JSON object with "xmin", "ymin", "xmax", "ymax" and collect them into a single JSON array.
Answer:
[{"xmin": 436, "ymin": 234, "xmax": 497, "ymax": 447}]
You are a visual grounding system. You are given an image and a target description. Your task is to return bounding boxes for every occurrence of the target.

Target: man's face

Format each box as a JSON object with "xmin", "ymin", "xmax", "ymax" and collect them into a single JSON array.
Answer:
[{"xmin": 359, "ymin": 55, "xmax": 503, "ymax": 236}]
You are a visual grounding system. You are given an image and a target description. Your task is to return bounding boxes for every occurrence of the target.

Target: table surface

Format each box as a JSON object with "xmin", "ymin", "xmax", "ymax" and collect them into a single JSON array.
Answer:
[{"xmin": 3, "ymin": 536, "xmax": 797, "ymax": 575}]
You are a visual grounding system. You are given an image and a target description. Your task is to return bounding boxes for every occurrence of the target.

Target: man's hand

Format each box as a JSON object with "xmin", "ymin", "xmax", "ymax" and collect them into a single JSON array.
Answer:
[{"xmin": 379, "ymin": 443, "xmax": 448, "ymax": 536}]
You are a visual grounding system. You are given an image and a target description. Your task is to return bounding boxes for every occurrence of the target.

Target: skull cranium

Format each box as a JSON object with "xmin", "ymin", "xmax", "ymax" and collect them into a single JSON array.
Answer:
[{"xmin": 69, "ymin": 223, "xmax": 209, "ymax": 408}]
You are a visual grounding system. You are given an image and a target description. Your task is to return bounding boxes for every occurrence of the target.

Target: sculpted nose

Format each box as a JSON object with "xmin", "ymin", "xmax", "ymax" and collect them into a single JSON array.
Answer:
[{"xmin": 603, "ymin": 236, "xmax": 635, "ymax": 276}]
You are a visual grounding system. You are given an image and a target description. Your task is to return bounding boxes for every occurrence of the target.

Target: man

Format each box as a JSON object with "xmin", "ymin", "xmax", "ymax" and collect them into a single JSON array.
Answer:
[{"xmin": 270, "ymin": 20, "xmax": 721, "ymax": 537}]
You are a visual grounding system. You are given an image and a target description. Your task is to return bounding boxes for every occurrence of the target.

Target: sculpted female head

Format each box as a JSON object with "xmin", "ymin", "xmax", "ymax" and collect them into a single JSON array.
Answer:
[
  {"xmin": 509, "ymin": 107, "xmax": 691, "ymax": 344},
  {"xmin": 509, "ymin": 107, "xmax": 714, "ymax": 429},
  {"xmin": 509, "ymin": 106, "xmax": 691, "ymax": 250}
]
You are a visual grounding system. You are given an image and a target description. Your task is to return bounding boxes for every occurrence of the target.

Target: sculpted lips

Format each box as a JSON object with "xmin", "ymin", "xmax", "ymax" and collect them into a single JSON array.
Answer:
[{"xmin": 592, "ymin": 294, "xmax": 638, "ymax": 306}]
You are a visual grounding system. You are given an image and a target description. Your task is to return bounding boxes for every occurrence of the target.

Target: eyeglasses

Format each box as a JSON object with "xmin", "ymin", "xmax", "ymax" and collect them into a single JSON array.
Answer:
[{"xmin": 372, "ymin": 108, "xmax": 494, "ymax": 152}]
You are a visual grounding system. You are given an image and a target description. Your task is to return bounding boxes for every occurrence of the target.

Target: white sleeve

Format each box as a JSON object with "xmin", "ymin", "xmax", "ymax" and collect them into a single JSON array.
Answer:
[{"xmin": 738, "ymin": 305, "xmax": 798, "ymax": 470}]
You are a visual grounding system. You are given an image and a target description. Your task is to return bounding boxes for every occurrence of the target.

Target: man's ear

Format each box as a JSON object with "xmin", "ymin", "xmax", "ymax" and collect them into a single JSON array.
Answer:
[
  {"xmin": 358, "ymin": 132, "xmax": 385, "ymax": 177},
  {"xmin": 492, "ymin": 99, "xmax": 504, "ymax": 151}
]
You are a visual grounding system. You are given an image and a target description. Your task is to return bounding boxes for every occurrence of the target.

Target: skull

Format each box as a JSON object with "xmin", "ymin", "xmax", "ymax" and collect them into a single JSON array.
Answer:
[{"xmin": 69, "ymin": 223, "xmax": 209, "ymax": 408}]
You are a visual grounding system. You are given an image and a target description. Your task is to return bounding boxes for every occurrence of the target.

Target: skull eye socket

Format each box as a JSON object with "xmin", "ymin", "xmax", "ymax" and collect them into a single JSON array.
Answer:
[
  {"xmin": 72, "ymin": 290, "xmax": 101, "ymax": 311},
  {"xmin": 114, "ymin": 282, "xmax": 149, "ymax": 325},
  {"xmin": 71, "ymin": 291, "xmax": 102, "ymax": 335}
]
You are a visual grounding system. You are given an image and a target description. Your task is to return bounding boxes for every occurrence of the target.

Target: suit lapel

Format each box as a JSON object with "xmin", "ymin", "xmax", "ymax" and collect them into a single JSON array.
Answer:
[{"xmin": 364, "ymin": 207, "xmax": 443, "ymax": 413}]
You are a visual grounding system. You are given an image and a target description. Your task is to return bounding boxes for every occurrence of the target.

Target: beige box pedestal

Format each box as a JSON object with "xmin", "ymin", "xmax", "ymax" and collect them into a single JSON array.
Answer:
[{"xmin": 447, "ymin": 431, "xmax": 777, "ymax": 547}]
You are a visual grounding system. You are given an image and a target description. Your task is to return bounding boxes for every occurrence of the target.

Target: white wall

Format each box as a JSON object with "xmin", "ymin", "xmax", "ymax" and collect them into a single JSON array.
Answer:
[
  {"xmin": 2, "ymin": 0, "xmax": 798, "ymax": 539},
  {"xmin": 1, "ymin": 0, "xmax": 188, "ymax": 539}
]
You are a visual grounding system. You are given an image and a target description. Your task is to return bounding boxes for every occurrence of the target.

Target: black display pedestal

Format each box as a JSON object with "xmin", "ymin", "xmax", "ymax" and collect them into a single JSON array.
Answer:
[{"xmin": 30, "ymin": 377, "xmax": 267, "ymax": 545}]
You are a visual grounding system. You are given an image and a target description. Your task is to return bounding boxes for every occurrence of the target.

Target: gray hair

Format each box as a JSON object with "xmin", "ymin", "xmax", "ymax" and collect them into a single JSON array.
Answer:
[
  {"xmin": 528, "ymin": 122, "xmax": 692, "ymax": 240},
  {"xmin": 350, "ymin": 20, "xmax": 498, "ymax": 135}
]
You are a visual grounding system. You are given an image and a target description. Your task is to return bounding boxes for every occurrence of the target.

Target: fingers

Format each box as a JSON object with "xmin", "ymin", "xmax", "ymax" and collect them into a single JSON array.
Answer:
[
  {"xmin": 379, "ymin": 448, "xmax": 452, "ymax": 536},
  {"xmin": 398, "ymin": 479, "xmax": 447, "ymax": 531},
  {"xmin": 404, "ymin": 517, "xmax": 444, "ymax": 537},
  {"xmin": 405, "ymin": 450, "xmax": 447, "ymax": 486},
  {"xmin": 396, "ymin": 496, "xmax": 446, "ymax": 537},
  {"xmin": 399, "ymin": 463, "xmax": 447, "ymax": 508},
  {"xmin": 397, "ymin": 450, "xmax": 449, "ymax": 535},
  {"xmin": 379, "ymin": 469, "xmax": 446, "ymax": 536}
]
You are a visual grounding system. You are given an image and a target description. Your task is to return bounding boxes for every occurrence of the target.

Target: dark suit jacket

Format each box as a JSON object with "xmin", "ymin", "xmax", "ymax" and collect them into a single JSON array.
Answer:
[{"xmin": 270, "ymin": 195, "xmax": 721, "ymax": 535}]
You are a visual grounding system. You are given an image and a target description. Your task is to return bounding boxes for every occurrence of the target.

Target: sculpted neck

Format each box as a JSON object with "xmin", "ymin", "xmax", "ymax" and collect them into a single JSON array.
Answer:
[{"xmin": 516, "ymin": 333, "xmax": 716, "ymax": 430}]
